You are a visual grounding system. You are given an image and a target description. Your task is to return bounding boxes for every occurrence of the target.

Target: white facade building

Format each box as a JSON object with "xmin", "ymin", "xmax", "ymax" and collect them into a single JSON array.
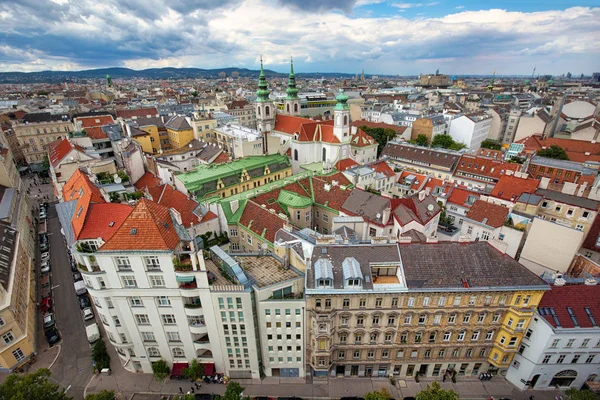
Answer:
[
  {"xmin": 506, "ymin": 283, "xmax": 600, "ymax": 391},
  {"xmin": 448, "ymin": 113, "xmax": 492, "ymax": 150}
]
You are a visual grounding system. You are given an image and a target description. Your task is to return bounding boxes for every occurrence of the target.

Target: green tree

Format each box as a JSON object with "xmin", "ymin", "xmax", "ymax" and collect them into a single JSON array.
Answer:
[
  {"xmin": 183, "ymin": 359, "xmax": 205, "ymax": 381},
  {"xmin": 537, "ymin": 145, "xmax": 569, "ymax": 160},
  {"xmin": 431, "ymin": 134, "xmax": 455, "ymax": 149},
  {"xmin": 415, "ymin": 134, "xmax": 429, "ymax": 147},
  {"xmin": 565, "ymin": 388, "xmax": 597, "ymax": 400},
  {"xmin": 365, "ymin": 388, "xmax": 392, "ymax": 400},
  {"xmin": 85, "ymin": 390, "xmax": 115, "ymax": 400},
  {"xmin": 152, "ymin": 359, "xmax": 170, "ymax": 381},
  {"xmin": 92, "ymin": 340, "xmax": 111, "ymax": 372},
  {"xmin": 223, "ymin": 381, "xmax": 246, "ymax": 400},
  {"xmin": 416, "ymin": 382, "xmax": 459, "ymax": 400},
  {"xmin": 0, "ymin": 368, "xmax": 72, "ymax": 400},
  {"xmin": 359, "ymin": 125, "xmax": 397, "ymax": 156},
  {"xmin": 480, "ymin": 139, "xmax": 502, "ymax": 150},
  {"xmin": 41, "ymin": 155, "xmax": 50, "ymax": 171}
]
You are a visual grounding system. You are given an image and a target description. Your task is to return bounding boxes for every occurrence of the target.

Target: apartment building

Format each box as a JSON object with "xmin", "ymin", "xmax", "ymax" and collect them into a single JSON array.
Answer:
[
  {"xmin": 453, "ymin": 154, "xmax": 521, "ymax": 192},
  {"xmin": 225, "ymin": 101, "xmax": 256, "ymax": 129},
  {"xmin": 381, "ymin": 142, "xmax": 461, "ymax": 182},
  {"xmin": 208, "ymin": 124, "xmax": 281, "ymax": 159},
  {"xmin": 13, "ymin": 112, "xmax": 74, "ymax": 170},
  {"xmin": 506, "ymin": 282, "xmax": 600, "ymax": 391},
  {"xmin": 174, "ymin": 154, "xmax": 292, "ymax": 199},
  {"xmin": 502, "ymin": 108, "xmax": 521, "ymax": 144},
  {"xmin": 302, "ymin": 240, "xmax": 548, "ymax": 379},
  {"xmin": 448, "ymin": 112, "xmax": 492, "ymax": 150},
  {"xmin": 528, "ymin": 157, "xmax": 597, "ymax": 187},
  {"xmin": 165, "ymin": 116, "xmax": 194, "ymax": 149},
  {"xmin": 410, "ymin": 115, "xmax": 447, "ymax": 143},
  {"xmin": 154, "ymin": 139, "xmax": 225, "ymax": 185}
]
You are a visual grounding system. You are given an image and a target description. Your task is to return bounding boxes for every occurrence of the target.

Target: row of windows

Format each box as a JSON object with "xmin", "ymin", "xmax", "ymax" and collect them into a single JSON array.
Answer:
[
  {"xmin": 541, "ymin": 354, "xmax": 595, "ymax": 364},
  {"xmin": 313, "ymin": 293, "xmax": 524, "ymax": 309},
  {"xmin": 134, "ymin": 313, "xmax": 177, "ymax": 325},
  {"xmin": 333, "ymin": 347, "xmax": 489, "ymax": 361},
  {"xmin": 265, "ymin": 308, "xmax": 302, "ymax": 316},
  {"xmin": 334, "ymin": 311, "xmax": 506, "ymax": 328},
  {"xmin": 336, "ymin": 329, "xmax": 496, "ymax": 345},
  {"xmin": 548, "ymin": 338, "xmax": 600, "ymax": 348},
  {"xmin": 267, "ymin": 321, "xmax": 301, "ymax": 329}
]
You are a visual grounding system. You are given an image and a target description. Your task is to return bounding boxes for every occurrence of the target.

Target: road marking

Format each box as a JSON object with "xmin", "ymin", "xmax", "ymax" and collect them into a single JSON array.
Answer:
[{"xmin": 65, "ymin": 385, "xmax": 72, "ymax": 393}]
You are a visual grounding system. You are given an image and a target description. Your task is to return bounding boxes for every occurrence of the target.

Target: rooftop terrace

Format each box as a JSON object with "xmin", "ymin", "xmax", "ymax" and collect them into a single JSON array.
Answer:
[{"xmin": 235, "ymin": 255, "xmax": 302, "ymax": 288}]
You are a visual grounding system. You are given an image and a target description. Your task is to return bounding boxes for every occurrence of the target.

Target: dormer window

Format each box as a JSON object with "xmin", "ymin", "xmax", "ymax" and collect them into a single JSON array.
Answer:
[
  {"xmin": 347, "ymin": 279, "xmax": 361, "ymax": 287},
  {"xmin": 317, "ymin": 278, "xmax": 332, "ymax": 288},
  {"xmin": 342, "ymin": 257, "xmax": 363, "ymax": 289},
  {"xmin": 315, "ymin": 259, "xmax": 334, "ymax": 289}
]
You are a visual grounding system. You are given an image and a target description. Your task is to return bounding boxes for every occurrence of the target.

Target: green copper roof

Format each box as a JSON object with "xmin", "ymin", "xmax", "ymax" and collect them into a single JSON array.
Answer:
[
  {"xmin": 256, "ymin": 57, "xmax": 271, "ymax": 103},
  {"xmin": 176, "ymin": 154, "xmax": 290, "ymax": 195},
  {"xmin": 285, "ymin": 57, "xmax": 299, "ymax": 101},
  {"xmin": 334, "ymin": 89, "xmax": 349, "ymax": 111},
  {"xmin": 222, "ymin": 199, "xmax": 247, "ymax": 224},
  {"xmin": 278, "ymin": 189, "xmax": 312, "ymax": 209}
]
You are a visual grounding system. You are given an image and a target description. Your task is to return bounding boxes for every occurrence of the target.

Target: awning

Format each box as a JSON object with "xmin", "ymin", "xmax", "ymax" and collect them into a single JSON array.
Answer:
[
  {"xmin": 171, "ymin": 362, "xmax": 188, "ymax": 377},
  {"xmin": 176, "ymin": 275, "xmax": 195, "ymax": 283},
  {"xmin": 203, "ymin": 363, "xmax": 214, "ymax": 376}
]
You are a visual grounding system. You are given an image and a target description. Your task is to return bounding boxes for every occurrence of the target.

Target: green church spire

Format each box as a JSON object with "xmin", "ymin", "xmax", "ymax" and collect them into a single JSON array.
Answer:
[
  {"xmin": 285, "ymin": 57, "xmax": 299, "ymax": 100},
  {"xmin": 256, "ymin": 56, "xmax": 271, "ymax": 102},
  {"xmin": 334, "ymin": 89, "xmax": 349, "ymax": 111}
]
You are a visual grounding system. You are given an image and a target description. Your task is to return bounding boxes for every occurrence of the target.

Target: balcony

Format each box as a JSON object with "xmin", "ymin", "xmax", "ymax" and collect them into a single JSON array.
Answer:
[
  {"xmin": 268, "ymin": 292, "xmax": 304, "ymax": 300},
  {"xmin": 184, "ymin": 297, "xmax": 202, "ymax": 308},
  {"xmin": 173, "ymin": 254, "xmax": 194, "ymax": 272},
  {"xmin": 178, "ymin": 277, "xmax": 198, "ymax": 290},
  {"xmin": 194, "ymin": 334, "xmax": 211, "ymax": 349},
  {"xmin": 196, "ymin": 349, "xmax": 213, "ymax": 359}
]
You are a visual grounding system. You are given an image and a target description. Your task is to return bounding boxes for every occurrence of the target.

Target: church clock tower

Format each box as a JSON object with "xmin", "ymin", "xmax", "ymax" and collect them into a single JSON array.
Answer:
[
  {"xmin": 284, "ymin": 57, "xmax": 300, "ymax": 116},
  {"xmin": 333, "ymin": 89, "xmax": 351, "ymax": 142},
  {"xmin": 255, "ymin": 56, "xmax": 275, "ymax": 133}
]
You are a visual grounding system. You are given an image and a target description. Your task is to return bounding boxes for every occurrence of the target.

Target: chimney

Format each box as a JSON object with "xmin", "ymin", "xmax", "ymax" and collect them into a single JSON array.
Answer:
[
  {"xmin": 323, "ymin": 183, "xmax": 331, "ymax": 192},
  {"xmin": 418, "ymin": 190, "xmax": 426, "ymax": 201},
  {"xmin": 382, "ymin": 206, "xmax": 391, "ymax": 225}
]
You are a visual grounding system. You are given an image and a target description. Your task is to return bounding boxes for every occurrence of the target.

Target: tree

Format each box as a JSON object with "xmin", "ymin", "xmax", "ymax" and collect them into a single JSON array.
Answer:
[
  {"xmin": 415, "ymin": 134, "xmax": 429, "ymax": 147},
  {"xmin": 431, "ymin": 134, "xmax": 455, "ymax": 149},
  {"xmin": 152, "ymin": 359, "xmax": 170, "ymax": 381},
  {"xmin": 92, "ymin": 340, "xmax": 111, "ymax": 372},
  {"xmin": 365, "ymin": 388, "xmax": 392, "ymax": 400},
  {"xmin": 183, "ymin": 359, "xmax": 205, "ymax": 381},
  {"xmin": 0, "ymin": 368, "xmax": 72, "ymax": 400},
  {"xmin": 416, "ymin": 382, "xmax": 459, "ymax": 400},
  {"xmin": 85, "ymin": 390, "xmax": 115, "ymax": 400},
  {"xmin": 359, "ymin": 125, "xmax": 397, "ymax": 156},
  {"xmin": 480, "ymin": 139, "xmax": 502, "ymax": 150},
  {"xmin": 537, "ymin": 145, "xmax": 569, "ymax": 160},
  {"xmin": 41, "ymin": 155, "xmax": 50, "ymax": 171},
  {"xmin": 565, "ymin": 388, "xmax": 597, "ymax": 400},
  {"xmin": 223, "ymin": 381, "xmax": 245, "ymax": 400}
]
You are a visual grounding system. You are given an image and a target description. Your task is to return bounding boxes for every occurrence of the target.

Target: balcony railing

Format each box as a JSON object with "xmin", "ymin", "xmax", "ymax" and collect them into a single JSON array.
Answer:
[
  {"xmin": 184, "ymin": 298, "xmax": 202, "ymax": 308},
  {"xmin": 173, "ymin": 254, "xmax": 193, "ymax": 271},
  {"xmin": 179, "ymin": 279, "xmax": 198, "ymax": 290}
]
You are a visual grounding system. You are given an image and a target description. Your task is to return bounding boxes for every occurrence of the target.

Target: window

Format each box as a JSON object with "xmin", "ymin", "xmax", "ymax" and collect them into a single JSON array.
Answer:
[
  {"xmin": 370, "ymin": 333, "xmax": 378, "ymax": 343},
  {"xmin": 586, "ymin": 355, "xmax": 595, "ymax": 363},
  {"xmin": 167, "ymin": 332, "xmax": 181, "ymax": 342},
  {"xmin": 2, "ymin": 332, "xmax": 13, "ymax": 344},
  {"xmin": 418, "ymin": 315, "xmax": 426, "ymax": 325},
  {"xmin": 463, "ymin": 314, "xmax": 471, "ymax": 323},
  {"xmin": 581, "ymin": 338, "xmax": 590, "ymax": 347},
  {"xmin": 433, "ymin": 314, "xmax": 441, "ymax": 325},
  {"xmin": 571, "ymin": 355, "xmax": 580, "ymax": 364},
  {"xmin": 115, "ymin": 256, "xmax": 131, "ymax": 270},
  {"xmin": 542, "ymin": 355, "xmax": 551, "ymax": 364},
  {"xmin": 141, "ymin": 332, "xmax": 155, "ymax": 342},
  {"xmin": 551, "ymin": 339, "xmax": 560, "ymax": 348},
  {"xmin": 392, "ymin": 298, "xmax": 398, "ymax": 307},
  {"xmin": 492, "ymin": 313, "xmax": 500, "ymax": 323},
  {"xmin": 122, "ymin": 275, "xmax": 137, "ymax": 287},
  {"xmin": 343, "ymin": 299, "xmax": 350, "ymax": 308},
  {"xmin": 516, "ymin": 319, "xmax": 525, "ymax": 329},
  {"xmin": 485, "ymin": 330, "xmax": 494, "ymax": 341},
  {"xmin": 172, "ymin": 348, "xmax": 185, "ymax": 358},
  {"xmin": 407, "ymin": 297, "xmax": 415, "ymax": 307},
  {"xmin": 448, "ymin": 314, "xmax": 456, "ymax": 324},
  {"xmin": 375, "ymin": 298, "xmax": 383, "ymax": 307},
  {"xmin": 338, "ymin": 350, "xmax": 345, "ymax": 360},
  {"xmin": 149, "ymin": 275, "xmax": 165, "ymax": 287},
  {"xmin": 129, "ymin": 297, "xmax": 142, "ymax": 307},
  {"xmin": 372, "ymin": 315, "xmax": 380, "ymax": 326},
  {"xmin": 339, "ymin": 334, "xmax": 347, "ymax": 344},
  {"xmin": 443, "ymin": 332, "xmax": 451, "ymax": 341},
  {"xmin": 161, "ymin": 314, "xmax": 176, "ymax": 325},
  {"xmin": 423, "ymin": 297, "xmax": 430, "ymax": 307},
  {"xmin": 388, "ymin": 316, "xmax": 396, "ymax": 325},
  {"xmin": 12, "ymin": 348, "xmax": 25, "ymax": 362},
  {"xmin": 469, "ymin": 296, "xmax": 477, "ymax": 306},
  {"xmin": 229, "ymin": 228, "xmax": 238, "ymax": 237},
  {"xmin": 471, "ymin": 331, "xmax": 480, "ymax": 341},
  {"xmin": 438, "ymin": 296, "xmax": 446, "ymax": 306},
  {"xmin": 477, "ymin": 313, "xmax": 486, "ymax": 323},
  {"xmin": 557, "ymin": 355, "xmax": 566, "ymax": 364},
  {"xmin": 144, "ymin": 256, "xmax": 161, "ymax": 271},
  {"xmin": 355, "ymin": 334, "xmax": 362, "ymax": 344},
  {"xmin": 147, "ymin": 347, "xmax": 160, "ymax": 357},
  {"xmin": 566, "ymin": 339, "xmax": 575, "ymax": 348},
  {"xmin": 385, "ymin": 332, "xmax": 393, "ymax": 342},
  {"xmin": 353, "ymin": 350, "xmax": 360, "ymax": 359},
  {"xmin": 135, "ymin": 314, "xmax": 149, "ymax": 325},
  {"xmin": 404, "ymin": 315, "xmax": 411, "ymax": 325},
  {"xmin": 357, "ymin": 316, "xmax": 364, "ymax": 326},
  {"xmin": 457, "ymin": 331, "xmax": 465, "ymax": 341},
  {"xmin": 359, "ymin": 298, "xmax": 366, "ymax": 307},
  {"xmin": 453, "ymin": 296, "xmax": 462, "ymax": 306},
  {"xmin": 113, "ymin": 316, "xmax": 121, "ymax": 327},
  {"xmin": 508, "ymin": 337, "xmax": 517, "ymax": 347},
  {"xmin": 507, "ymin": 318, "xmax": 514, "ymax": 327}
]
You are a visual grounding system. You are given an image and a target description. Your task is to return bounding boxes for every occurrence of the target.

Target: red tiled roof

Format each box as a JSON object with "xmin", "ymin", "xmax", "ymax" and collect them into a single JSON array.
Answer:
[
  {"xmin": 116, "ymin": 108, "xmax": 158, "ymax": 119},
  {"xmin": 582, "ymin": 214, "xmax": 600, "ymax": 252},
  {"xmin": 48, "ymin": 138, "xmax": 87, "ymax": 167},
  {"xmin": 77, "ymin": 115, "xmax": 115, "ymax": 128},
  {"xmin": 455, "ymin": 155, "xmax": 521, "ymax": 182},
  {"xmin": 372, "ymin": 161, "xmax": 395, "ymax": 178},
  {"xmin": 239, "ymin": 201, "xmax": 287, "ymax": 244},
  {"xmin": 351, "ymin": 119, "xmax": 408, "ymax": 136},
  {"xmin": 446, "ymin": 187, "xmax": 480, "ymax": 207},
  {"xmin": 490, "ymin": 174, "xmax": 540, "ymax": 202},
  {"xmin": 350, "ymin": 128, "xmax": 376, "ymax": 147},
  {"xmin": 100, "ymin": 199, "xmax": 181, "ymax": 251},
  {"xmin": 134, "ymin": 171, "xmax": 161, "ymax": 190},
  {"xmin": 213, "ymin": 152, "xmax": 230, "ymax": 165},
  {"xmin": 397, "ymin": 171, "xmax": 427, "ymax": 190},
  {"xmin": 85, "ymin": 126, "xmax": 108, "ymax": 140},
  {"xmin": 78, "ymin": 203, "xmax": 133, "ymax": 241},
  {"xmin": 538, "ymin": 284, "xmax": 600, "ymax": 329},
  {"xmin": 336, "ymin": 158, "xmax": 359, "ymax": 171},
  {"xmin": 297, "ymin": 123, "xmax": 340, "ymax": 144},
  {"xmin": 200, "ymin": 211, "xmax": 218, "ymax": 223},
  {"xmin": 273, "ymin": 115, "xmax": 313, "ymax": 135},
  {"xmin": 61, "ymin": 170, "xmax": 107, "ymax": 239},
  {"xmin": 148, "ymin": 184, "xmax": 199, "ymax": 227},
  {"xmin": 465, "ymin": 200, "xmax": 509, "ymax": 228},
  {"xmin": 516, "ymin": 135, "xmax": 600, "ymax": 163}
]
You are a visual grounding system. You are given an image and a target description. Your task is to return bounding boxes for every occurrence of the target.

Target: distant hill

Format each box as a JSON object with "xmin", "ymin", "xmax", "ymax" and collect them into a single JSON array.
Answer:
[{"xmin": 0, "ymin": 67, "xmax": 358, "ymax": 84}]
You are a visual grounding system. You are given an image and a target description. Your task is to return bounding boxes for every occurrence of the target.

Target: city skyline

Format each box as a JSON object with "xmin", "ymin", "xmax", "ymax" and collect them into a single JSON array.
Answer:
[{"xmin": 0, "ymin": 1, "xmax": 598, "ymax": 75}]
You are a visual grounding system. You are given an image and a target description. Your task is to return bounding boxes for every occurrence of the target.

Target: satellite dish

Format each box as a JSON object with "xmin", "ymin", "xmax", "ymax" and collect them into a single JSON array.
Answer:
[
  {"xmin": 427, "ymin": 204, "xmax": 434, "ymax": 211},
  {"xmin": 114, "ymin": 174, "xmax": 122, "ymax": 184},
  {"xmin": 261, "ymin": 243, "xmax": 268, "ymax": 250}
]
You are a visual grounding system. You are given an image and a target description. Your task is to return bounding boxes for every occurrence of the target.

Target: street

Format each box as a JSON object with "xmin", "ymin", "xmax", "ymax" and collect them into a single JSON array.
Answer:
[{"xmin": 44, "ymin": 202, "xmax": 93, "ymax": 400}]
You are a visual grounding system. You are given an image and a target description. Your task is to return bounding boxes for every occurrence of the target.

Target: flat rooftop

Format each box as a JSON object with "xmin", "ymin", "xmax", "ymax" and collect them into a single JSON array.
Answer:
[
  {"xmin": 234, "ymin": 255, "xmax": 301, "ymax": 288},
  {"xmin": 204, "ymin": 259, "xmax": 233, "ymax": 286}
]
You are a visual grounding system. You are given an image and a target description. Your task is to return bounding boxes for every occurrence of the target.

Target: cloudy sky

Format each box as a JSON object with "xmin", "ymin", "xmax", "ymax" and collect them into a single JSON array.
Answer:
[{"xmin": 0, "ymin": 0, "xmax": 598, "ymax": 75}]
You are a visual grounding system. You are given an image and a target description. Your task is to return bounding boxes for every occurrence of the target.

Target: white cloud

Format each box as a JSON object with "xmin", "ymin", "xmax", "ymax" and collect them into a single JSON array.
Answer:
[
  {"xmin": 392, "ymin": 2, "xmax": 423, "ymax": 8},
  {"xmin": 455, "ymin": 5, "xmax": 464, "ymax": 9}
]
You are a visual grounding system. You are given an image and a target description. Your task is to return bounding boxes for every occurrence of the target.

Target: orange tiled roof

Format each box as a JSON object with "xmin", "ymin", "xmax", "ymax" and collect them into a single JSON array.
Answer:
[
  {"xmin": 134, "ymin": 171, "xmax": 161, "ymax": 190},
  {"xmin": 465, "ymin": 200, "xmax": 509, "ymax": 228},
  {"xmin": 48, "ymin": 138, "xmax": 87, "ymax": 167},
  {"xmin": 78, "ymin": 203, "xmax": 133, "ymax": 241},
  {"xmin": 446, "ymin": 187, "xmax": 480, "ymax": 207},
  {"xmin": 398, "ymin": 171, "xmax": 427, "ymax": 191},
  {"xmin": 239, "ymin": 201, "xmax": 288, "ymax": 244},
  {"xmin": 336, "ymin": 158, "xmax": 359, "ymax": 171},
  {"xmin": 100, "ymin": 198, "xmax": 181, "ymax": 251},
  {"xmin": 200, "ymin": 211, "xmax": 218, "ymax": 223},
  {"xmin": 213, "ymin": 152, "xmax": 230, "ymax": 165},
  {"xmin": 312, "ymin": 174, "xmax": 352, "ymax": 210},
  {"xmin": 77, "ymin": 115, "xmax": 115, "ymax": 128},
  {"xmin": 490, "ymin": 174, "xmax": 540, "ymax": 202},
  {"xmin": 516, "ymin": 135, "xmax": 600, "ymax": 163},
  {"xmin": 273, "ymin": 115, "xmax": 313, "ymax": 135},
  {"xmin": 61, "ymin": 170, "xmax": 107, "ymax": 239},
  {"xmin": 372, "ymin": 160, "xmax": 395, "ymax": 178},
  {"xmin": 85, "ymin": 126, "xmax": 108, "ymax": 140},
  {"xmin": 350, "ymin": 128, "xmax": 376, "ymax": 147},
  {"xmin": 148, "ymin": 184, "xmax": 199, "ymax": 227},
  {"xmin": 116, "ymin": 108, "xmax": 158, "ymax": 119},
  {"xmin": 455, "ymin": 154, "xmax": 521, "ymax": 182}
]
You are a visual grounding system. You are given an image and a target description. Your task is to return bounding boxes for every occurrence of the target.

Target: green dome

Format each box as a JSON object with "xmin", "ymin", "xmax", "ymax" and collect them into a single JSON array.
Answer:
[{"xmin": 334, "ymin": 90, "xmax": 349, "ymax": 111}]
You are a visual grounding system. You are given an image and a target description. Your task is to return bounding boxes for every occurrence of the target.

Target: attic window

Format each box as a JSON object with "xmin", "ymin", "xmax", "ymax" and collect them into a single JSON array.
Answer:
[
  {"xmin": 163, "ymin": 222, "xmax": 170, "ymax": 229},
  {"xmin": 584, "ymin": 307, "xmax": 597, "ymax": 327},
  {"xmin": 130, "ymin": 228, "xmax": 137, "ymax": 235},
  {"xmin": 109, "ymin": 222, "xmax": 115, "ymax": 227},
  {"xmin": 79, "ymin": 188, "xmax": 84, "ymax": 197},
  {"xmin": 566, "ymin": 307, "xmax": 579, "ymax": 327},
  {"xmin": 76, "ymin": 206, "xmax": 83, "ymax": 218}
]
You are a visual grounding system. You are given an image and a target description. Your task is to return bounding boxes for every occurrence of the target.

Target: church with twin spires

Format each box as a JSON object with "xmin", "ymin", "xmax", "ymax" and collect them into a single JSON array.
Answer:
[{"xmin": 254, "ymin": 58, "xmax": 378, "ymax": 173}]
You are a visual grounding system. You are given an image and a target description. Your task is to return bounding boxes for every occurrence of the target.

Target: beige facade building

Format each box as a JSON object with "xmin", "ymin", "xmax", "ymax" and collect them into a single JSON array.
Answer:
[
  {"xmin": 301, "ymin": 240, "xmax": 547, "ymax": 379},
  {"xmin": 13, "ymin": 113, "xmax": 74, "ymax": 171}
]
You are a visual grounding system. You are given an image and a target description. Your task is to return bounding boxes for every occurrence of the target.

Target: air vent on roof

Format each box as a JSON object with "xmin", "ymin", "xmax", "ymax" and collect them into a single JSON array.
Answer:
[
  {"xmin": 109, "ymin": 222, "xmax": 115, "ymax": 227},
  {"xmin": 163, "ymin": 223, "xmax": 170, "ymax": 229},
  {"xmin": 130, "ymin": 228, "xmax": 137, "ymax": 235},
  {"xmin": 321, "ymin": 248, "xmax": 327, "ymax": 254}
]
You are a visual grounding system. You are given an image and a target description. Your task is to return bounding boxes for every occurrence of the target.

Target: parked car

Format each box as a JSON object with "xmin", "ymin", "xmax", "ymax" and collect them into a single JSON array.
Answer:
[
  {"xmin": 45, "ymin": 327, "xmax": 60, "ymax": 346},
  {"xmin": 72, "ymin": 271, "xmax": 82, "ymax": 282},
  {"xmin": 40, "ymin": 242, "xmax": 49, "ymax": 252},
  {"xmin": 82, "ymin": 307, "xmax": 94, "ymax": 321},
  {"xmin": 78, "ymin": 295, "xmax": 91, "ymax": 310},
  {"xmin": 40, "ymin": 297, "xmax": 53, "ymax": 313},
  {"xmin": 70, "ymin": 261, "xmax": 78, "ymax": 273},
  {"xmin": 39, "ymin": 233, "xmax": 48, "ymax": 243},
  {"xmin": 43, "ymin": 313, "xmax": 56, "ymax": 329},
  {"xmin": 41, "ymin": 252, "xmax": 50, "ymax": 261},
  {"xmin": 40, "ymin": 262, "xmax": 50, "ymax": 274}
]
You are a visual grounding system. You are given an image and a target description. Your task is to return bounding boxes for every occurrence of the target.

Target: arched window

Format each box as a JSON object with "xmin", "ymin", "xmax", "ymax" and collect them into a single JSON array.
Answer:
[
  {"xmin": 294, "ymin": 103, "xmax": 299, "ymax": 113},
  {"xmin": 322, "ymin": 148, "xmax": 327, "ymax": 162},
  {"xmin": 294, "ymin": 149, "xmax": 298, "ymax": 161},
  {"xmin": 147, "ymin": 347, "xmax": 160, "ymax": 357},
  {"xmin": 286, "ymin": 104, "xmax": 290, "ymax": 113},
  {"xmin": 343, "ymin": 115, "xmax": 348, "ymax": 126},
  {"xmin": 172, "ymin": 348, "xmax": 185, "ymax": 358},
  {"xmin": 257, "ymin": 107, "xmax": 261, "ymax": 116},
  {"xmin": 265, "ymin": 106, "xmax": 270, "ymax": 116}
]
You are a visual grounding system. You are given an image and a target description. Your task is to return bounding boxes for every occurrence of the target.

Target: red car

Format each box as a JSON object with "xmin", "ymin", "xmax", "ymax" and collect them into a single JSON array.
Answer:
[{"xmin": 40, "ymin": 297, "xmax": 53, "ymax": 313}]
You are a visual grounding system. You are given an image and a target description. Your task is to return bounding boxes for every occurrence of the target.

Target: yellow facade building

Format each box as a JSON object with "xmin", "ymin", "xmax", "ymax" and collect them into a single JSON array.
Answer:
[{"xmin": 165, "ymin": 116, "xmax": 194, "ymax": 149}]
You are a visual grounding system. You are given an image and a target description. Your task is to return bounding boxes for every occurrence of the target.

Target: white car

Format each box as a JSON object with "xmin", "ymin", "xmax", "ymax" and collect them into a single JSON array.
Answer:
[
  {"xmin": 41, "ymin": 252, "xmax": 50, "ymax": 261},
  {"xmin": 39, "ymin": 211, "xmax": 47, "ymax": 220},
  {"xmin": 82, "ymin": 307, "xmax": 94, "ymax": 321},
  {"xmin": 40, "ymin": 261, "xmax": 50, "ymax": 274}
]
